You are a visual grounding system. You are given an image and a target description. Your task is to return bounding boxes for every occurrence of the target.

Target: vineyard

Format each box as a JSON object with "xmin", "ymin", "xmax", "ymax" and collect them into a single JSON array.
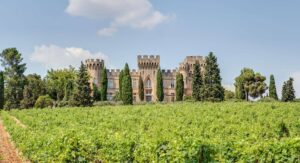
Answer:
[{"xmin": 0, "ymin": 102, "xmax": 300, "ymax": 162}]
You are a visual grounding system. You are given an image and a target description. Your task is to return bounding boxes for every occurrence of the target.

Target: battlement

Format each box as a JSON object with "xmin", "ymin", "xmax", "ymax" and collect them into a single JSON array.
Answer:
[
  {"xmin": 138, "ymin": 55, "xmax": 160, "ymax": 70},
  {"xmin": 162, "ymin": 69, "xmax": 177, "ymax": 76},
  {"xmin": 106, "ymin": 69, "xmax": 121, "ymax": 76}
]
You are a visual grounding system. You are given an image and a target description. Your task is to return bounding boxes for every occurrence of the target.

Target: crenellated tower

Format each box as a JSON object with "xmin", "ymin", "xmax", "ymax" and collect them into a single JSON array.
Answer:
[{"xmin": 85, "ymin": 59, "xmax": 104, "ymax": 87}]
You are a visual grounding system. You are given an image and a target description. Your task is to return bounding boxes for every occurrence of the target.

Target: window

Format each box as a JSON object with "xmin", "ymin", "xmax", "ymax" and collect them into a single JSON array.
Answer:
[
  {"xmin": 108, "ymin": 80, "xmax": 114, "ymax": 89},
  {"xmin": 132, "ymin": 80, "xmax": 137, "ymax": 88},
  {"xmin": 171, "ymin": 80, "xmax": 175, "ymax": 88},
  {"xmin": 146, "ymin": 79, "xmax": 151, "ymax": 88}
]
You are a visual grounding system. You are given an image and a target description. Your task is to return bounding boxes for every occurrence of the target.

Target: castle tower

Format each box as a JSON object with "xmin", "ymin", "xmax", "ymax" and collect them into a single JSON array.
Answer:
[
  {"xmin": 137, "ymin": 55, "xmax": 160, "ymax": 102},
  {"xmin": 85, "ymin": 59, "xmax": 104, "ymax": 88}
]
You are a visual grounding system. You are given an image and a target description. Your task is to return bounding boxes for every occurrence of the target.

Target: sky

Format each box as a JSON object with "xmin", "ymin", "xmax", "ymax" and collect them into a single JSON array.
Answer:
[{"xmin": 0, "ymin": 0, "xmax": 299, "ymax": 97}]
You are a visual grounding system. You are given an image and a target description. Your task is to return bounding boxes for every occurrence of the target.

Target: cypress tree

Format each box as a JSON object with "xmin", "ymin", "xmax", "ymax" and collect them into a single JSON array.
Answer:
[
  {"xmin": 100, "ymin": 66, "xmax": 108, "ymax": 101},
  {"xmin": 122, "ymin": 63, "xmax": 133, "ymax": 105},
  {"xmin": 192, "ymin": 62, "xmax": 202, "ymax": 101},
  {"xmin": 74, "ymin": 62, "xmax": 92, "ymax": 106},
  {"xmin": 282, "ymin": 78, "xmax": 295, "ymax": 102},
  {"xmin": 0, "ymin": 71, "xmax": 4, "ymax": 109},
  {"xmin": 156, "ymin": 68, "xmax": 164, "ymax": 102},
  {"xmin": 202, "ymin": 52, "xmax": 224, "ymax": 101},
  {"xmin": 269, "ymin": 75, "xmax": 278, "ymax": 100},
  {"xmin": 235, "ymin": 76, "xmax": 245, "ymax": 100},
  {"xmin": 64, "ymin": 80, "xmax": 74, "ymax": 102},
  {"xmin": 119, "ymin": 70, "xmax": 124, "ymax": 99},
  {"xmin": 93, "ymin": 83, "xmax": 101, "ymax": 101},
  {"xmin": 138, "ymin": 76, "xmax": 144, "ymax": 101},
  {"xmin": 176, "ymin": 73, "xmax": 184, "ymax": 101}
]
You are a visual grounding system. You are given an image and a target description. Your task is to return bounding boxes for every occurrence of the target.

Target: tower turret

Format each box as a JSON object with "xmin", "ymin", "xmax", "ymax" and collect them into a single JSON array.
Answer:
[{"xmin": 85, "ymin": 59, "xmax": 104, "ymax": 87}]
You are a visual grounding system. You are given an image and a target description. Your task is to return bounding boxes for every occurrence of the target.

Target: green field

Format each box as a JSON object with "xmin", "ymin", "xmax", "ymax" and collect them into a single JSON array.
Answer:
[{"xmin": 1, "ymin": 102, "xmax": 300, "ymax": 162}]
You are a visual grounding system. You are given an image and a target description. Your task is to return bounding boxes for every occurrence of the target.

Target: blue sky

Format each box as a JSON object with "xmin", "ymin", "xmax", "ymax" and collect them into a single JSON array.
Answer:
[{"xmin": 0, "ymin": 0, "xmax": 299, "ymax": 97}]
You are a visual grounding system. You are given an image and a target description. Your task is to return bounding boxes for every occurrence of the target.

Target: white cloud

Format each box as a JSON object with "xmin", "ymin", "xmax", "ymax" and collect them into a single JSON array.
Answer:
[
  {"xmin": 291, "ymin": 72, "xmax": 300, "ymax": 98},
  {"xmin": 30, "ymin": 45, "xmax": 110, "ymax": 69},
  {"xmin": 65, "ymin": 0, "xmax": 173, "ymax": 36}
]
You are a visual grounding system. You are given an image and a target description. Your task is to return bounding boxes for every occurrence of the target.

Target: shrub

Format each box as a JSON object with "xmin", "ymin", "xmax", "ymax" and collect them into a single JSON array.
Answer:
[
  {"xmin": 34, "ymin": 95, "xmax": 53, "ymax": 108},
  {"xmin": 258, "ymin": 97, "xmax": 277, "ymax": 102}
]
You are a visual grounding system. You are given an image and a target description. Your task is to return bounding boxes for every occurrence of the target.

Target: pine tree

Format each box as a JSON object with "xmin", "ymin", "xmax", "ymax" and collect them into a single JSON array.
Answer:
[
  {"xmin": 156, "ymin": 68, "xmax": 164, "ymax": 102},
  {"xmin": 100, "ymin": 66, "xmax": 108, "ymax": 101},
  {"xmin": 0, "ymin": 71, "xmax": 4, "ymax": 109},
  {"xmin": 119, "ymin": 70, "xmax": 124, "ymax": 99},
  {"xmin": 192, "ymin": 62, "xmax": 202, "ymax": 101},
  {"xmin": 202, "ymin": 52, "xmax": 224, "ymax": 101},
  {"xmin": 121, "ymin": 63, "xmax": 133, "ymax": 105},
  {"xmin": 282, "ymin": 78, "xmax": 295, "ymax": 102},
  {"xmin": 138, "ymin": 76, "xmax": 144, "ymax": 101},
  {"xmin": 269, "ymin": 75, "xmax": 278, "ymax": 100},
  {"xmin": 21, "ymin": 85, "xmax": 32, "ymax": 109},
  {"xmin": 73, "ymin": 62, "xmax": 92, "ymax": 106},
  {"xmin": 0, "ymin": 48, "xmax": 27, "ymax": 109},
  {"xmin": 176, "ymin": 73, "xmax": 184, "ymax": 101}
]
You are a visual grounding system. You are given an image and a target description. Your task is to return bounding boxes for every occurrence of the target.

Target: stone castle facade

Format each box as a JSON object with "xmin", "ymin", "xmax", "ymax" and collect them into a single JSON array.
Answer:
[{"xmin": 85, "ymin": 55, "xmax": 205, "ymax": 102}]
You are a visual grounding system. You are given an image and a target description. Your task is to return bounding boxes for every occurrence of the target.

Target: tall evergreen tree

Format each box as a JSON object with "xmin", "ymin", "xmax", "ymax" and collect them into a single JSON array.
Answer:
[
  {"xmin": 156, "ymin": 68, "xmax": 164, "ymax": 102},
  {"xmin": 0, "ymin": 71, "xmax": 4, "ymax": 109},
  {"xmin": 282, "ymin": 78, "xmax": 295, "ymax": 102},
  {"xmin": 121, "ymin": 63, "xmax": 133, "ymax": 105},
  {"xmin": 73, "ymin": 62, "xmax": 92, "ymax": 106},
  {"xmin": 93, "ymin": 83, "xmax": 101, "ymax": 101},
  {"xmin": 138, "ymin": 76, "xmax": 144, "ymax": 101},
  {"xmin": 176, "ymin": 73, "xmax": 184, "ymax": 101},
  {"xmin": 202, "ymin": 52, "xmax": 224, "ymax": 101},
  {"xmin": 119, "ymin": 70, "xmax": 124, "ymax": 99},
  {"xmin": 192, "ymin": 62, "xmax": 202, "ymax": 101},
  {"xmin": 235, "ymin": 76, "xmax": 246, "ymax": 100},
  {"xmin": 100, "ymin": 66, "xmax": 108, "ymax": 101},
  {"xmin": 64, "ymin": 80, "xmax": 74, "ymax": 102},
  {"xmin": 0, "ymin": 48, "xmax": 27, "ymax": 109},
  {"xmin": 269, "ymin": 75, "xmax": 278, "ymax": 100}
]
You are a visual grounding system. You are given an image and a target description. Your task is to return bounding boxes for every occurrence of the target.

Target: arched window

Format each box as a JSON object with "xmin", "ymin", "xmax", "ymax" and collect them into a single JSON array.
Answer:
[{"xmin": 146, "ymin": 78, "xmax": 151, "ymax": 88}]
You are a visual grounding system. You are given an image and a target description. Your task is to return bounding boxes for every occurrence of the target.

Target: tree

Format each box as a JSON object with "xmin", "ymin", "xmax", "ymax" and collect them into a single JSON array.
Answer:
[
  {"xmin": 282, "ymin": 78, "xmax": 295, "ymax": 102},
  {"xmin": 234, "ymin": 68, "xmax": 267, "ymax": 101},
  {"xmin": 192, "ymin": 62, "xmax": 202, "ymax": 101},
  {"xmin": 269, "ymin": 75, "xmax": 278, "ymax": 100},
  {"xmin": 0, "ymin": 48, "xmax": 27, "ymax": 109},
  {"xmin": 119, "ymin": 70, "xmax": 124, "ymax": 99},
  {"xmin": 73, "ymin": 62, "xmax": 92, "ymax": 106},
  {"xmin": 100, "ymin": 66, "xmax": 108, "ymax": 101},
  {"xmin": 93, "ymin": 83, "xmax": 101, "ymax": 102},
  {"xmin": 224, "ymin": 90, "xmax": 235, "ymax": 100},
  {"xmin": 45, "ymin": 67, "xmax": 76, "ymax": 102},
  {"xmin": 121, "ymin": 63, "xmax": 133, "ymax": 105},
  {"xmin": 176, "ymin": 73, "xmax": 184, "ymax": 101},
  {"xmin": 202, "ymin": 52, "xmax": 224, "ymax": 101},
  {"xmin": 21, "ymin": 74, "xmax": 46, "ymax": 108},
  {"xmin": 0, "ymin": 71, "xmax": 4, "ymax": 109},
  {"xmin": 156, "ymin": 68, "xmax": 164, "ymax": 102},
  {"xmin": 34, "ymin": 95, "xmax": 53, "ymax": 109},
  {"xmin": 138, "ymin": 76, "xmax": 144, "ymax": 101}
]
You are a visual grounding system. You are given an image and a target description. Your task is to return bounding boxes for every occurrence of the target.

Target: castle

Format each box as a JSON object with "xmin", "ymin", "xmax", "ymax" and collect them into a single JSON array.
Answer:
[{"xmin": 85, "ymin": 55, "xmax": 206, "ymax": 102}]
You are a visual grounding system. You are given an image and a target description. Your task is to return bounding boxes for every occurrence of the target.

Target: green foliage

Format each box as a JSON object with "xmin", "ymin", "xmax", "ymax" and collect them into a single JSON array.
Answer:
[
  {"xmin": 138, "ymin": 76, "xmax": 144, "ymax": 101},
  {"xmin": 269, "ymin": 75, "xmax": 278, "ymax": 100},
  {"xmin": 121, "ymin": 63, "xmax": 133, "ymax": 105},
  {"xmin": 282, "ymin": 78, "xmax": 296, "ymax": 102},
  {"xmin": 202, "ymin": 52, "xmax": 224, "ymax": 101},
  {"xmin": 21, "ymin": 74, "xmax": 46, "ymax": 109},
  {"xmin": 45, "ymin": 67, "xmax": 76, "ymax": 102},
  {"xmin": 119, "ymin": 70, "xmax": 124, "ymax": 98},
  {"xmin": 192, "ymin": 62, "xmax": 203, "ymax": 101},
  {"xmin": 92, "ymin": 83, "xmax": 101, "ymax": 102},
  {"xmin": 100, "ymin": 66, "xmax": 108, "ymax": 101},
  {"xmin": 224, "ymin": 89, "xmax": 235, "ymax": 100},
  {"xmin": 34, "ymin": 95, "xmax": 53, "ymax": 108},
  {"xmin": 73, "ymin": 62, "xmax": 92, "ymax": 107},
  {"xmin": 258, "ymin": 97, "xmax": 277, "ymax": 102},
  {"xmin": 0, "ymin": 48, "xmax": 27, "ymax": 109},
  {"xmin": 0, "ymin": 71, "xmax": 4, "ymax": 109},
  {"xmin": 235, "ymin": 68, "xmax": 267, "ymax": 101},
  {"xmin": 176, "ymin": 73, "xmax": 184, "ymax": 101},
  {"xmin": 2, "ymin": 102, "xmax": 300, "ymax": 162},
  {"xmin": 156, "ymin": 68, "xmax": 164, "ymax": 102}
]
